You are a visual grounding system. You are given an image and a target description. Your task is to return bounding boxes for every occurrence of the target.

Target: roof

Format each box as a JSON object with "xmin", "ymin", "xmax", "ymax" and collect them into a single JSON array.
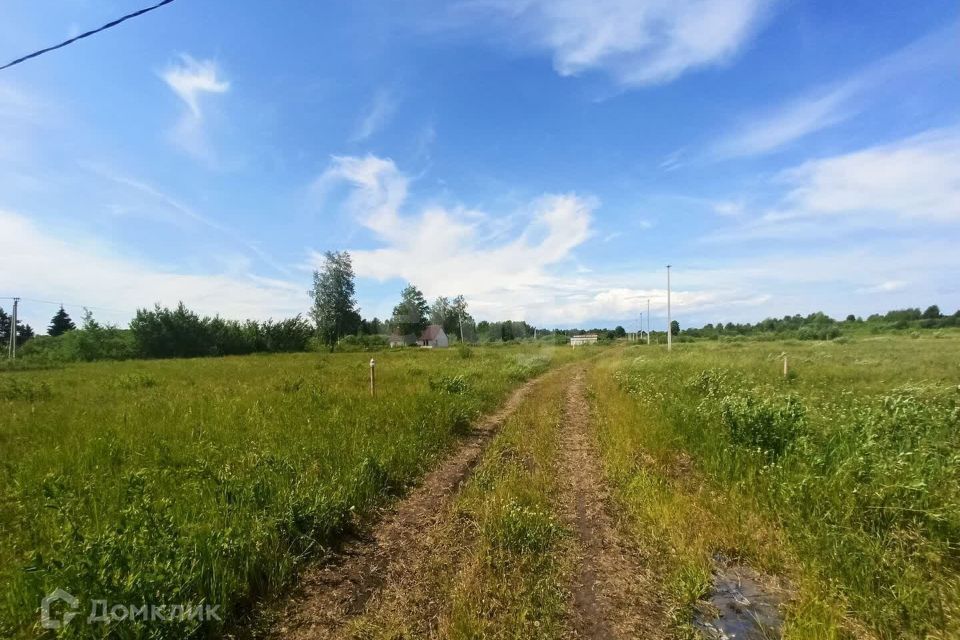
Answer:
[{"xmin": 420, "ymin": 324, "xmax": 445, "ymax": 341}]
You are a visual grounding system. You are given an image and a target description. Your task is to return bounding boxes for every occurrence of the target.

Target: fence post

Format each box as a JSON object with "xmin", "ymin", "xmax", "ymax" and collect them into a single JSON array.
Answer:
[
  {"xmin": 783, "ymin": 354, "xmax": 789, "ymax": 378},
  {"xmin": 369, "ymin": 358, "xmax": 376, "ymax": 397}
]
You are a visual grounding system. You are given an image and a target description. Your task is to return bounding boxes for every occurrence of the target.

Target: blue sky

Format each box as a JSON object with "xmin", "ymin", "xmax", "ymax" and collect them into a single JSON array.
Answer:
[{"xmin": 1, "ymin": 0, "xmax": 958, "ymax": 331}]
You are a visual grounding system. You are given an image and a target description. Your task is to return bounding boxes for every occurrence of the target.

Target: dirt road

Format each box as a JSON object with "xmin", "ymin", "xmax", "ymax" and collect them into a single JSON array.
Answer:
[{"xmin": 262, "ymin": 365, "xmax": 670, "ymax": 639}]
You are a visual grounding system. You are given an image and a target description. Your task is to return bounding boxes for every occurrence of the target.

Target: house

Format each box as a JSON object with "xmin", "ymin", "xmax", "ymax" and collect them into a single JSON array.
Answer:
[
  {"xmin": 419, "ymin": 324, "xmax": 449, "ymax": 348},
  {"xmin": 569, "ymin": 333, "xmax": 599, "ymax": 347}
]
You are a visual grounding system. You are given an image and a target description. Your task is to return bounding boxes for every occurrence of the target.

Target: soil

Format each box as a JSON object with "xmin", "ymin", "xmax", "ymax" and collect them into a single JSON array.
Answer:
[
  {"xmin": 261, "ymin": 375, "xmax": 542, "ymax": 639},
  {"xmin": 555, "ymin": 370, "xmax": 670, "ymax": 639}
]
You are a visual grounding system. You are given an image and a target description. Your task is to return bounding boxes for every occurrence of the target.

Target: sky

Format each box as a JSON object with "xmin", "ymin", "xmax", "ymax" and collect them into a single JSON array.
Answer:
[{"xmin": 1, "ymin": 0, "xmax": 958, "ymax": 332}]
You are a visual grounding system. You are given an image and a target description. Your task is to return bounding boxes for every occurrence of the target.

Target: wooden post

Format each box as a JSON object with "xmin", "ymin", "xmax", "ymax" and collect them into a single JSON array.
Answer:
[
  {"xmin": 783, "ymin": 354, "xmax": 788, "ymax": 378},
  {"xmin": 369, "ymin": 358, "xmax": 376, "ymax": 397}
]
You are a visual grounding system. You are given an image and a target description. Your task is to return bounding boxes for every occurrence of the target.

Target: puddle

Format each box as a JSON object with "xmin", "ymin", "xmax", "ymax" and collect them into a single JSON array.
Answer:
[{"xmin": 693, "ymin": 561, "xmax": 785, "ymax": 639}]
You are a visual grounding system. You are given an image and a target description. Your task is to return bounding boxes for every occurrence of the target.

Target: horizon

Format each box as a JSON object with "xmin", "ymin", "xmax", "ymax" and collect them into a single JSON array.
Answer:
[{"xmin": 2, "ymin": 1, "xmax": 958, "ymax": 332}]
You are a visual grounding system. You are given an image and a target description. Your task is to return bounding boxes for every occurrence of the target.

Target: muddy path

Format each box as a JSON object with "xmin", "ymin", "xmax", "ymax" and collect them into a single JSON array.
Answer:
[
  {"xmin": 261, "ymin": 374, "xmax": 545, "ymax": 639},
  {"xmin": 557, "ymin": 369, "xmax": 669, "ymax": 639}
]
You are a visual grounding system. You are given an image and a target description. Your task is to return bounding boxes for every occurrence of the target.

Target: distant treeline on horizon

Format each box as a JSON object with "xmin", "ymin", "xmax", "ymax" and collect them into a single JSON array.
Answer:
[{"xmin": 1, "ymin": 303, "xmax": 957, "ymax": 365}]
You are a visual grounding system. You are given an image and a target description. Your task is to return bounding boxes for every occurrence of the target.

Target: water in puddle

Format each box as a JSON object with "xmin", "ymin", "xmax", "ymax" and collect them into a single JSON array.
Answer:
[{"xmin": 693, "ymin": 562, "xmax": 784, "ymax": 639}]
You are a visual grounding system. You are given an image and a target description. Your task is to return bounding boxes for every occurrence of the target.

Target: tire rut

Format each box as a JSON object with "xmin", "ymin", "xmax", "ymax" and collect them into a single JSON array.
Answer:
[
  {"xmin": 557, "ymin": 369, "xmax": 669, "ymax": 640},
  {"xmin": 261, "ymin": 375, "xmax": 543, "ymax": 639}
]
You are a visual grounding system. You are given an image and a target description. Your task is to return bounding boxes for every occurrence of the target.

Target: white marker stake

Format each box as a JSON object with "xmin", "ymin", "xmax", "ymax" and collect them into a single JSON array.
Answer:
[{"xmin": 369, "ymin": 358, "xmax": 376, "ymax": 397}]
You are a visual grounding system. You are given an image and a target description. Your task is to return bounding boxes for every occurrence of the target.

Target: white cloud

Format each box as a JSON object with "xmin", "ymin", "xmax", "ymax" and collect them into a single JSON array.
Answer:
[
  {"xmin": 713, "ymin": 200, "xmax": 745, "ymax": 217},
  {"xmin": 0, "ymin": 209, "xmax": 305, "ymax": 329},
  {"xmin": 711, "ymin": 85, "xmax": 855, "ymax": 158},
  {"xmin": 777, "ymin": 128, "xmax": 960, "ymax": 222},
  {"xmin": 160, "ymin": 55, "xmax": 229, "ymax": 162},
  {"xmin": 309, "ymin": 155, "xmax": 771, "ymax": 324},
  {"xmin": 709, "ymin": 24, "xmax": 956, "ymax": 158},
  {"xmin": 161, "ymin": 55, "xmax": 229, "ymax": 118},
  {"xmin": 857, "ymin": 280, "xmax": 907, "ymax": 294},
  {"xmin": 351, "ymin": 88, "xmax": 398, "ymax": 142},
  {"xmin": 704, "ymin": 127, "xmax": 960, "ymax": 243},
  {"xmin": 469, "ymin": 0, "xmax": 775, "ymax": 86}
]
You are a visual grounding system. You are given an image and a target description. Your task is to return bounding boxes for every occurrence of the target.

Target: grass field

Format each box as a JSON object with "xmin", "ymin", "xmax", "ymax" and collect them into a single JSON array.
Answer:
[
  {"xmin": 589, "ymin": 333, "xmax": 960, "ymax": 639},
  {"xmin": 4, "ymin": 333, "xmax": 959, "ymax": 639},
  {"xmin": 0, "ymin": 344, "xmax": 587, "ymax": 638}
]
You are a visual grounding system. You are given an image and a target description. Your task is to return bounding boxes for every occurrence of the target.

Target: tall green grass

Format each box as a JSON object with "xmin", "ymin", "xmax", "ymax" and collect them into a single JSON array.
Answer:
[
  {"xmin": 607, "ymin": 334, "xmax": 960, "ymax": 638},
  {"xmin": 0, "ymin": 345, "xmax": 583, "ymax": 639}
]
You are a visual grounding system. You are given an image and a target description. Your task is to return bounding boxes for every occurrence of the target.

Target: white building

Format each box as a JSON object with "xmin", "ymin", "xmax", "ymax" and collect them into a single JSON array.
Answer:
[{"xmin": 569, "ymin": 333, "xmax": 599, "ymax": 347}]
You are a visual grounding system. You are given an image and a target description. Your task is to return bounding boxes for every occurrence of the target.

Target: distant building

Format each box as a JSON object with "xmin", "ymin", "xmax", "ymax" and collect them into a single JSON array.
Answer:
[
  {"xmin": 569, "ymin": 333, "xmax": 598, "ymax": 347},
  {"xmin": 419, "ymin": 324, "xmax": 449, "ymax": 348},
  {"xmin": 389, "ymin": 324, "xmax": 449, "ymax": 348}
]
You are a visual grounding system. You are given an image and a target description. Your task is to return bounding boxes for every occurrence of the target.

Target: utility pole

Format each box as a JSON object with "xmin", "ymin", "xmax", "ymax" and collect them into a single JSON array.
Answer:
[
  {"xmin": 666, "ymin": 265, "xmax": 672, "ymax": 352},
  {"xmin": 638, "ymin": 312, "xmax": 642, "ymax": 343},
  {"xmin": 458, "ymin": 312, "xmax": 464, "ymax": 344},
  {"xmin": 647, "ymin": 298, "xmax": 651, "ymax": 345},
  {"xmin": 8, "ymin": 297, "xmax": 19, "ymax": 359}
]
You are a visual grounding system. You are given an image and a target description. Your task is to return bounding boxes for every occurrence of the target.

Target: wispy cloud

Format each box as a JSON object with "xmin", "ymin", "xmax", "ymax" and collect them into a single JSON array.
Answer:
[
  {"xmin": 351, "ymin": 88, "xmax": 398, "ymax": 142},
  {"xmin": 857, "ymin": 280, "xmax": 907, "ymax": 294},
  {"xmin": 161, "ymin": 55, "xmax": 230, "ymax": 162},
  {"xmin": 162, "ymin": 55, "xmax": 229, "ymax": 117},
  {"xmin": 89, "ymin": 164, "xmax": 292, "ymax": 276},
  {"xmin": 703, "ymin": 126, "xmax": 960, "ymax": 242},
  {"xmin": 0, "ymin": 209, "xmax": 304, "ymax": 329},
  {"xmin": 455, "ymin": 0, "xmax": 775, "ymax": 87},
  {"xmin": 709, "ymin": 24, "xmax": 957, "ymax": 158},
  {"xmin": 775, "ymin": 127, "xmax": 960, "ymax": 223}
]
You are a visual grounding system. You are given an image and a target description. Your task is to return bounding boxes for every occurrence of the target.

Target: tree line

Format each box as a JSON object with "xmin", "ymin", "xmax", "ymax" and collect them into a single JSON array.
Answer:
[{"xmin": 6, "ymin": 250, "xmax": 959, "ymax": 362}]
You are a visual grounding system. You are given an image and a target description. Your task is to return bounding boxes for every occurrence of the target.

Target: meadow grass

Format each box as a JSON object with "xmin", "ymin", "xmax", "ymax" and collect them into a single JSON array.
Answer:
[
  {"xmin": 0, "ymin": 344, "xmax": 586, "ymax": 639},
  {"xmin": 589, "ymin": 333, "xmax": 960, "ymax": 639},
  {"xmin": 443, "ymin": 369, "xmax": 571, "ymax": 639}
]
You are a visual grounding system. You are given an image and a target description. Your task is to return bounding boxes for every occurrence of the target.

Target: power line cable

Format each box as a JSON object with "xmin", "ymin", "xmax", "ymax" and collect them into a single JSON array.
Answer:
[{"xmin": 0, "ymin": 0, "xmax": 177, "ymax": 72}]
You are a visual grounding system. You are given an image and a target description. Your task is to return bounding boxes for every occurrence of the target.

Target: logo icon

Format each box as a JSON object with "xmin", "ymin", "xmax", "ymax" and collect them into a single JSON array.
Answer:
[{"xmin": 41, "ymin": 588, "xmax": 79, "ymax": 630}]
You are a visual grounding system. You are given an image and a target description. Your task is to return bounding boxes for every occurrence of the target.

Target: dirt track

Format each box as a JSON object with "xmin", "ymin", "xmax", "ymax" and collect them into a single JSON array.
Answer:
[
  {"xmin": 264, "ymin": 376, "xmax": 542, "ymax": 639},
  {"xmin": 263, "ymin": 365, "xmax": 669, "ymax": 639},
  {"xmin": 556, "ymin": 370, "xmax": 668, "ymax": 639}
]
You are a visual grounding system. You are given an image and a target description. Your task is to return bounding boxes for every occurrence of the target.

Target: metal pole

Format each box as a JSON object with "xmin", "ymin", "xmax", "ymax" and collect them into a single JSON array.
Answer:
[
  {"xmin": 666, "ymin": 266, "xmax": 672, "ymax": 352},
  {"xmin": 647, "ymin": 299, "xmax": 651, "ymax": 345},
  {"xmin": 10, "ymin": 297, "xmax": 20, "ymax": 359}
]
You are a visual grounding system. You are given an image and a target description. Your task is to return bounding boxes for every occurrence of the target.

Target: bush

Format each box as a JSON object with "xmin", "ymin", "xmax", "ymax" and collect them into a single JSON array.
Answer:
[
  {"xmin": 720, "ymin": 393, "xmax": 805, "ymax": 457},
  {"xmin": 0, "ymin": 378, "xmax": 53, "ymax": 401},
  {"xmin": 130, "ymin": 303, "xmax": 313, "ymax": 358},
  {"xmin": 797, "ymin": 325, "xmax": 841, "ymax": 341},
  {"xmin": 429, "ymin": 374, "xmax": 470, "ymax": 395},
  {"xmin": 335, "ymin": 334, "xmax": 389, "ymax": 352}
]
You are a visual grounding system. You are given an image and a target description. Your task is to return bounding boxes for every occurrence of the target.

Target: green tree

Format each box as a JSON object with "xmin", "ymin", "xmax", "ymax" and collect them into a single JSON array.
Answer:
[
  {"xmin": 451, "ymin": 295, "xmax": 474, "ymax": 342},
  {"xmin": 670, "ymin": 320, "xmax": 680, "ymax": 336},
  {"xmin": 392, "ymin": 284, "xmax": 429, "ymax": 337},
  {"xmin": 430, "ymin": 296, "xmax": 452, "ymax": 331},
  {"xmin": 310, "ymin": 251, "xmax": 359, "ymax": 351},
  {"xmin": 922, "ymin": 305, "xmax": 941, "ymax": 319},
  {"xmin": 0, "ymin": 307, "xmax": 8, "ymax": 347},
  {"xmin": 48, "ymin": 306, "xmax": 76, "ymax": 336},
  {"xmin": 613, "ymin": 325, "xmax": 626, "ymax": 338}
]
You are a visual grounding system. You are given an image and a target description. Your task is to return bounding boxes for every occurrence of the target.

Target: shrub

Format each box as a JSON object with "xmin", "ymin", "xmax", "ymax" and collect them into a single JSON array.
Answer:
[
  {"xmin": 429, "ymin": 374, "xmax": 470, "ymax": 394},
  {"xmin": 0, "ymin": 378, "xmax": 53, "ymax": 401},
  {"xmin": 130, "ymin": 303, "xmax": 313, "ymax": 358},
  {"xmin": 114, "ymin": 373, "xmax": 159, "ymax": 390},
  {"xmin": 720, "ymin": 393, "xmax": 805, "ymax": 457}
]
